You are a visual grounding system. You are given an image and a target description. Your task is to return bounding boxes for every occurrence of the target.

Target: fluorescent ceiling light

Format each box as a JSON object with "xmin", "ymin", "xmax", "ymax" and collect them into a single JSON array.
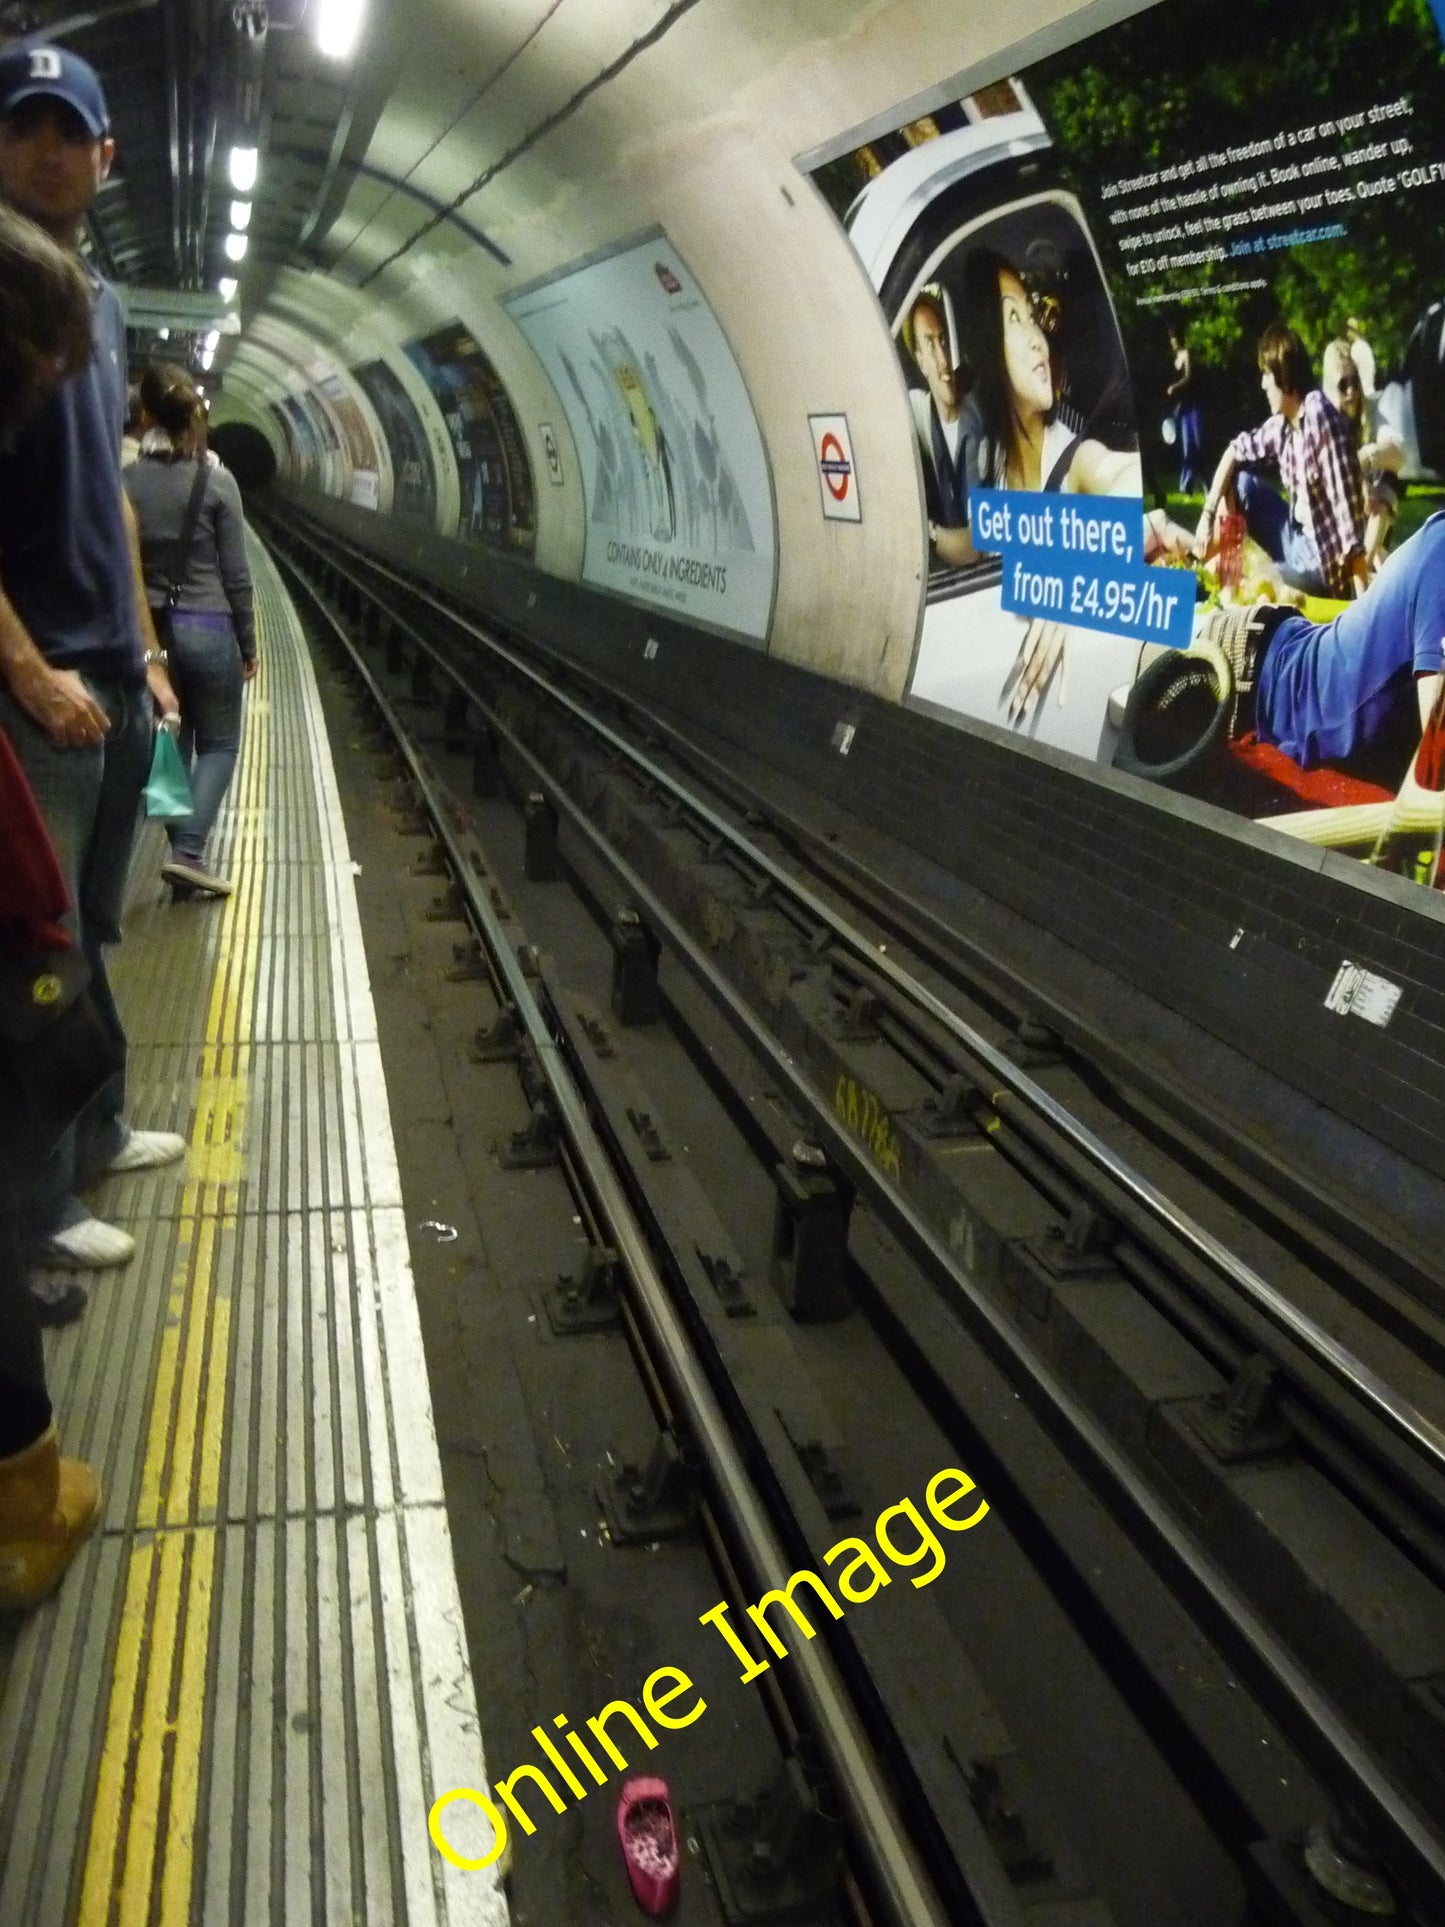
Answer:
[
  {"xmin": 224, "ymin": 231, "xmax": 249, "ymax": 262},
  {"xmin": 315, "ymin": 0, "xmax": 364, "ymax": 59},
  {"xmin": 201, "ymin": 347, "xmax": 216, "ymax": 371},
  {"xmin": 204, "ymin": 329, "xmax": 220, "ymax": 352},
  {"xmin": 229, "ymin": 145, "xmax": 258, "ymax": 192},
  {"xmin": 218, "ymin": 277, "xmax": 238, "ymax": 302},
  {"xmin": 158, "ymin": 327, "xmax": 169, "ymax": 340},
  {"xmin": 229, "ymin": 200, "xmax": 251, "ymax": 230}
]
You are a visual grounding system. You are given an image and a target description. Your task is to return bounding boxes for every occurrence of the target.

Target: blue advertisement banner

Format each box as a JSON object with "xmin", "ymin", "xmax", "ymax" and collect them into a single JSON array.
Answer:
[{"xmin": 974, "ymin": 489, "xmax": 1195, "ymax": 648}]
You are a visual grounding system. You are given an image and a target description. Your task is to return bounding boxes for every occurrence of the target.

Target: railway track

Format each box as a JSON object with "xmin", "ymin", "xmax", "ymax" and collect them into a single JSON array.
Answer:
[{"xmin": 262, "ymin": 508, "xmax": 1445, "ymax": 1926}]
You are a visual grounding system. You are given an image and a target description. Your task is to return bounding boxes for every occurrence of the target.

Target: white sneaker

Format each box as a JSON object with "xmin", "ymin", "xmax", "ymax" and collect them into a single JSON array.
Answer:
[
  {"xmin": 105, "ymin": 1130, "xmax": 187, "ymax": 1174},
  {"xmin": 37, "ymin": 1216, "xmax": 136, "ymax": 1271}
]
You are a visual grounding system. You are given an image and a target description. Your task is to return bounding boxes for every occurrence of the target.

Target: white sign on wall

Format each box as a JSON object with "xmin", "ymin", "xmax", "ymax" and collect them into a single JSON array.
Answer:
[
  {"xmin": 506, "ymin": 235, "xmax": 776, "ymax": 642},
  {"xmin": 540, "ymin": 422, "xmax": 564, "ymax": 486},
  {"xmin": 808, "ymin": 413, "xmax": 861, "ymax": 522}
]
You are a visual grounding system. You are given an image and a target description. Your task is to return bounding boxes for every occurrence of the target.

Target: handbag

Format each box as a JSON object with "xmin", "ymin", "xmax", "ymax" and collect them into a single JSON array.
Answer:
[
  {"xmin": 151, "ymin": 457, "xmax": 211, "ymax": 649},
  {"xmin": 0, "ymin": 733, "xmax": 120, "ymax": 1153},
  {"xmin": 143, "ymin": 724, "xmax": 193, "ymax": 819},
  {"xmin": 0, "ymin": 941, "xmax": 119, "ymax": 1157}
]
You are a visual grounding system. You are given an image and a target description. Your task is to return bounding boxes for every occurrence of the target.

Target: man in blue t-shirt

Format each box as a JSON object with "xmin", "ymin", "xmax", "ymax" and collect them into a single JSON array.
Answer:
[{"xmin": 0, "ymin": 43, "xmax": 184, "ymax": 1280}]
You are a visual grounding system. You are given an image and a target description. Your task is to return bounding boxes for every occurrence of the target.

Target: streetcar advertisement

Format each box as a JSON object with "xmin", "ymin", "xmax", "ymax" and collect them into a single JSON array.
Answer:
[{"xmin": 807, "ymin": 0, "xmax": 1445, "ymax": 891}]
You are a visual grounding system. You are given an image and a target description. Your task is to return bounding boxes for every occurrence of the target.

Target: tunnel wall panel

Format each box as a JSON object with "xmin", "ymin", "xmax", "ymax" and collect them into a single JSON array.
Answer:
[{"xmin": 280, "ymin": 483, "xmax": 1445, "ymax": 1183}]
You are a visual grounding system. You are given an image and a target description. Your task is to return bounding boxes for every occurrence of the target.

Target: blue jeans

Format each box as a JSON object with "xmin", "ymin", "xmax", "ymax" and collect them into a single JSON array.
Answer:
[
  {"xmin": 1236, "ymin": 469, "xmax": 1327, "ymax": 596},
  {"xmin": 1177, "ymin": 401, "xmax": 1205, "ymax": 495},
  {"xmin": 166, "ymin": 612, "xmax": 244, "ymax": 865},
  {"xmin": 0, "ymin": 672, "xmax": 152, "ymax": 1226}
]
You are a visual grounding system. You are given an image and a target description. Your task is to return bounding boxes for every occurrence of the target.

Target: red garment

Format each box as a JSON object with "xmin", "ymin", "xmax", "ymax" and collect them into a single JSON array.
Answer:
[
  {"xmin": 0, "ymin": 725, "xmax": 71, "ymax": 951},
  {"xmin": 1416, "ymin": 687, "xmax": 1445, "ymax": 793}
]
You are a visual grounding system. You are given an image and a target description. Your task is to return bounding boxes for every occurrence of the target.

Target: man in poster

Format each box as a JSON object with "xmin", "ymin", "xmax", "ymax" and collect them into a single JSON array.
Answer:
[
  {"xmin": 1194, "ymin": 324, "xmax": 1367, "ymax": 600},
  {"xmin": 903, "ymin": 286, "xmax": 978, "ymax": 570}
]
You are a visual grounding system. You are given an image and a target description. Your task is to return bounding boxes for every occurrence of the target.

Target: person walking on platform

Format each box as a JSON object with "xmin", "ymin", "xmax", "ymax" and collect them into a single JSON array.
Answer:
[
  {"xmin": 127, "ymin": 364, "xmax": 258, "ymax": 898},
  {"xmin": 0, "ymin": 202, "xmax": 106, "ymax": 1605},
  {"xmin": 0, "ymin": 42, "xmax": 186, "ymax": 1277}
]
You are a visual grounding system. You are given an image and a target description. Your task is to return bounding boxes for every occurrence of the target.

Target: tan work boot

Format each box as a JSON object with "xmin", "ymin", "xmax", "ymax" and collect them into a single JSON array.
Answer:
[{"xmin": 0, "ymin": 1425, "xmax": 102, "ymax": 1612}]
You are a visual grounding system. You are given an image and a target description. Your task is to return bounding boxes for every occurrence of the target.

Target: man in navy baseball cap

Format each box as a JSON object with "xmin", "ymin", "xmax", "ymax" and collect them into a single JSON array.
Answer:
[
  {"xmin": 0, "ymin": 43, "xmax": 110, "ymax": 141},
  {"xmin": 0, "ymin": 45, "xmax": 113, "ymax": 249},
  {"xmin": 0, "ymin": 39, "xmax": 185, "ymax": 1281}
]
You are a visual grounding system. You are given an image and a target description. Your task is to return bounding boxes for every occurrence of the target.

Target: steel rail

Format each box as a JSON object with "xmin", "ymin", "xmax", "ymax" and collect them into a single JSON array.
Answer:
[
  {"xmin": 275, "ymin": 528, "xmax": 1445, "ymax": 1912},
  {"xmin": 279, "ymin": 551, "xmax": 960, "ymax": 1927},
  {"xmin": 286, "ymin": 519, "xmax": 1445, "ymax": 1492}
]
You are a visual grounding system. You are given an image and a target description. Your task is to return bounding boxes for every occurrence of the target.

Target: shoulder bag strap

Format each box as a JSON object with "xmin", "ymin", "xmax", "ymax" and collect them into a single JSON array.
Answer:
[
  {"xmin": 1041, "ymin": 434, "xmax": 1082, "ymax": 495},
  {"xmin": 164, "ymin": 460, "xmax": 212, "ymax": 607}
]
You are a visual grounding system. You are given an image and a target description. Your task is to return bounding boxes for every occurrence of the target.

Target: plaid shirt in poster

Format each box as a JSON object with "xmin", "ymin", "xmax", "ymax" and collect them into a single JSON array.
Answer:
[{"xmin": 1229, "ymin": 390, "xmax": 1366, "ymax": 596}]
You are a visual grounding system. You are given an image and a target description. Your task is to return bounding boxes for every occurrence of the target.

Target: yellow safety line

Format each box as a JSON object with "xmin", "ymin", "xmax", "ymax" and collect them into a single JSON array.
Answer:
[{"xmin": 78, "ymin": 657, "xmax": 273, "ymax": 1926}]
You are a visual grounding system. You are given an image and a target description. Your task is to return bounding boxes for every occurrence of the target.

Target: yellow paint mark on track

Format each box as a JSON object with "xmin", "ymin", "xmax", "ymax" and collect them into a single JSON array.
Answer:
[{"xmin": 78, "ymin": 670, "xmax": 270, "ymax": 1925}]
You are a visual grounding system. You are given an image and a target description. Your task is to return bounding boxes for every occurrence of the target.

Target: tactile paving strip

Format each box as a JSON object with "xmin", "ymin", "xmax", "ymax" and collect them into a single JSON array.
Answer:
[{"xmin": 0, "ymin": 538, "xmax": 507, "ymax": 1927}]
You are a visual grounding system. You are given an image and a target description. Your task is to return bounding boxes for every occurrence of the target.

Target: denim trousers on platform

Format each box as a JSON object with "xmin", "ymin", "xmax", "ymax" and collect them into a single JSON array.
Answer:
[
  {"xmin": 165, "ymin": 612, "xmax": 243, "ymax": 866},
  {"xmin": 0, "ymin": 672, "xmax": 152, "ymax": 1230}
]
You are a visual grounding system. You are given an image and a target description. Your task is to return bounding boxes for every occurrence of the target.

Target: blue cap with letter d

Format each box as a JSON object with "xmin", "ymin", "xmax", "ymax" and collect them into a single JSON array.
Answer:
[{"xmin": 0, "ymin": 44, "xmax": 110, "ymax": 138}]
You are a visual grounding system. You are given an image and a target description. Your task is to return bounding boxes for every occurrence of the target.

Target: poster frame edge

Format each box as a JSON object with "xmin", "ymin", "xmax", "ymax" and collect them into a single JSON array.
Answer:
[
  {"xmin": 792, "ymin": 0, "xmax": 1160, "ymax": 175},
  {"xmin": 501, "ymin": 222, "xmax": 670, "ymax": 312}
]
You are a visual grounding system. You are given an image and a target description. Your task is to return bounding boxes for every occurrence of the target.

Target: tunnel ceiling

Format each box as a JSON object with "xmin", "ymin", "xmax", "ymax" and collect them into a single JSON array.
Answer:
[{"xmin": 1, "ymin": 0, "xmax": 1033, "ymax": 402}]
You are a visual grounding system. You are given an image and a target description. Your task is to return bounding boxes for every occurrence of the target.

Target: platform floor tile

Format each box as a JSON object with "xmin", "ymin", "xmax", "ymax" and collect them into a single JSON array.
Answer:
[{"xmin": 0, "ymin": 541, "xmax": 507, "ymax": 1927}]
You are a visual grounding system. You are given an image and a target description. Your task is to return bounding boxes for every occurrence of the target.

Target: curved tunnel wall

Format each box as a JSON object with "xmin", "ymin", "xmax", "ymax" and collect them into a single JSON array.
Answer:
[{"xmin": 220, "ymin": 0, "xmax": 1445, "ymax": 1192}]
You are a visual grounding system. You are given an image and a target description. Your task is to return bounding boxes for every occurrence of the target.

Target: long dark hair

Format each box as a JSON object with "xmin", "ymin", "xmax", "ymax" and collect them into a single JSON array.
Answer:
[
  {"xmin": 0, "ymin": 204, "xmax": 93, "ymax": 444},
  {"xmin": 139, "ymin": 361, "xmax": 202, "ymax": 451},
  {"xmin": 955, "ymin": 245, "xmax": 1053, "ymax": 486}
]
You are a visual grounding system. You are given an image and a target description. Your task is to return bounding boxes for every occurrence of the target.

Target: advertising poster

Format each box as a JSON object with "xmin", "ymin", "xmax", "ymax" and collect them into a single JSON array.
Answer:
[
  {"xmin": 298, "ymin": 389, "xmax": 343, "ymax": 498},
  {"xmin": 353, "ymin": 358, "xmax": 437, "ymax": 526},
  {"xmin": 403, "ymin": 324, "xmax": 535, "ymax": 553},
  {"xmin": 280, "ymin": 394, "xmax": 323, "ymax": 489},
  {"xmin": 268, "ymin": 401, "xmax": 300, "ymax": 477},
  {"xmin": 319, "ymin": 372, "xmax": 382, "ymax": 510},
  {"xmin": 504, "ymin": 235, "xmax": 776, "ymax": 643},
  {"xmin": 808, "ymin": 0, "xmax": 1445, "ymax": 888}
]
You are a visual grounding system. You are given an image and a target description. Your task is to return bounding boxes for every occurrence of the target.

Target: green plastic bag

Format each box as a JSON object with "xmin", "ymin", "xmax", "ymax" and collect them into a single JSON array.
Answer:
[{"xmin": 143, "ymin": 724, "xmax": 193, "ymax": 820}]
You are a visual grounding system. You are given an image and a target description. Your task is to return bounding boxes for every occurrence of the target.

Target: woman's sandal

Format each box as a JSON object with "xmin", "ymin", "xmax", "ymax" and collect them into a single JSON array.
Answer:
[{"xmin": 616, "ymin": 1776, "xmax": 680, "ymax": 1917}]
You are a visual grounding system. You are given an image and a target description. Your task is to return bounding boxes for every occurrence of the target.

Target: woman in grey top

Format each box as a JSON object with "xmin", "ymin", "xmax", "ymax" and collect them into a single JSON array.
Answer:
[{"xmin": 124, "ymin": 364, "xmax": 258, "ymax": 897}]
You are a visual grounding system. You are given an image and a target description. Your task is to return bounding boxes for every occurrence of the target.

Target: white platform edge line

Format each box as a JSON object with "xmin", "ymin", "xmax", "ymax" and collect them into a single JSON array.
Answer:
[{"xmin": 253, "ymin": 537, "xmax": 506, "ymax": 1925}]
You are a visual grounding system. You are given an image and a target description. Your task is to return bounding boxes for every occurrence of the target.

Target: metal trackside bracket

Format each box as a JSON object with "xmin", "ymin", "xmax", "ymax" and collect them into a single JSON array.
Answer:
[
  {"xmin": 543, "ymin": 1245, "xmax": 622, "ymax": 1335},
  {"xmin": 443, "ymin": 687, "xmax": 469, "ymax": 750},
  {"xmin": 410, "ymin": 653, "xmax": 436, "ymax": 707},
  {"xmin": 694, "ymin": 1741, "xmax": 844, "ymax": 1926},
  {"xmin": 471, "ymin": 725, "xmax": 501, "ymax": 795},
  {"xmin": 1003, "ymin": 1014, "xmax": 1065, "ymax": 1070},
  {"xmin": 471, "ymin": 1003, "xmax": 522, "ymax": 1062},
  {"xmin": 1184, "ymin": 1354, "xmax": 1295, "ymax": 1464},
  {"xmin": 524, "ymin": 790, "xmax": 560, "ymax": 880},
  {"xmin": 611, "ymin": 905, "xmax": 662, "ymax": 1026},
  {"xmin": 598, "ymin": 1426, "xmax": 701, "ymax": 1544},
  {"xmin": 498, "ymin": 1097, "xmax": 560, "ymax": 1170},
  {"xmin": 770, "ymin": 1141, "xmax": 852, "ymax": 1322}
]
